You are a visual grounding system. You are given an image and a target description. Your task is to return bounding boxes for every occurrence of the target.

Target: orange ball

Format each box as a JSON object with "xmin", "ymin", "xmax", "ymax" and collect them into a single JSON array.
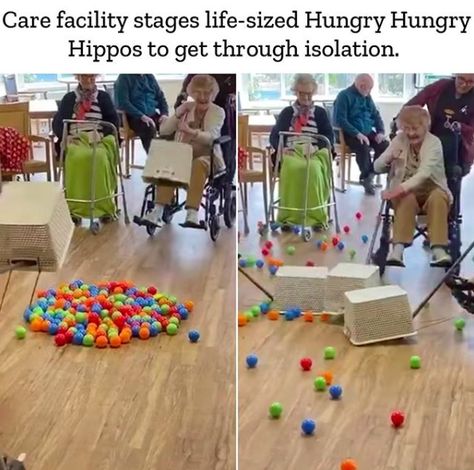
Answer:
[
  {"xmin": 41, "ymin": 320, "xmax": 51, "ymax": 332},
  {"xmin": 139, "ymin": 328, "xmax": 150, "ymax": 340},
  {"xmin": 238, "ymin": 314, "xmax": 247, "ymax": 327},
  {"xmin": 320, "ymin": 313, "xmax": 330, "ymax": 322},
  {"xmin": 95, "ymin": 336, "xmax": 108, "ymax": 348},
  {"xmin": 267, "ymin": 310, "xmax": 279, "ymax": 321},
  {"xmin": 141, "ymin": 322, "xmax": 151, "ymax": 330},
  {"xmin": 319, "ymin": 370, "xmax": 333, "ymax": 385},
  {"xmin": 303, "ymin": 312, "xmax": 314, "ymax": 322},
  {"xmin": 119, "ymin": 331, "xmax": 131, "ymax": 344},
  {"xmin": 30, "ymin": 319, "xmax": 43, "ymax": 332},
  {"xmin": 55, "ymin": 299, "xmax": 66, "ymax": 309},
  {"xmin": 110, "ymin": 335, "xmax": 122, "ymax": 348},
  {"xmin": 321, "ymin": 242, "xmax": 329, "ymax": 252},
  {"xmin": 275, "ymin": 259, "xmax": 284, "ymax": 267},
  {"xmin": 73, "ymin": 289, "xmax": 83, "ymax": 299},
  {"xmin": 184, "ymin": 300, "xmax": 194, "ymax": 312},
  {"xmin": 113, "ymin": 287, "xmax": 123, "ymax": 294},
  {"xmin": 341, "ymin": 459, "xmax": 358, "ymax": 470},
  {"xmin": 95, "ymin": 329, "xmax": 106, "ymax": 338}
]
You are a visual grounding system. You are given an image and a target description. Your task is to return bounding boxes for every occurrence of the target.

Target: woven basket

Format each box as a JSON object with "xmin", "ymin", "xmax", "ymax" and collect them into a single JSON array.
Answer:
[
  {"xmin": 0, "ymin": 182, "xmax": 74, "ymax": 272},
  {"xmin": 273, "ymin": 266, "xmax": 328, "ymax": 312},
  {"xmin": 343, "ymin": 285, "xmax": 416, "ymax": 345},
  {"xmin": 325, "ymin": 263, "xmax": 380, "ymax": 314}
]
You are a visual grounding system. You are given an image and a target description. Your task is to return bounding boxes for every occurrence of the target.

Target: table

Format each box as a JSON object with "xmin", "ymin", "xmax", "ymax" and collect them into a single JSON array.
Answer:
[
  {"xmin": 248, "ymin": 114, "xmax": 276, "ymax": 134},
  {"xmin": 28, "ymin": 100, "xmax": 58, "ymax": 120}
]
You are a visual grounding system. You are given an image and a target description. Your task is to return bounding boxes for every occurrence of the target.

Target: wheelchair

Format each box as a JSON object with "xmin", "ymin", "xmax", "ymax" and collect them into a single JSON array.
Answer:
[
  {"xmin": 368, "ymin": 122, "xmax": 464, "ymax": 276},
  {"xmin": 133, "ymin": 135, "xmax": 236, "ymax": 241}
]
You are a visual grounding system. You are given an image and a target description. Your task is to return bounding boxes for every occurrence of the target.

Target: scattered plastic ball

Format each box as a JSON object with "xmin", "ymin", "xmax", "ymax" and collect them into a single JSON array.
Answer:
[
  {"xmin": 238, "ymin": 314, "xmax": 247, "ymax": 327},
  {"xmin": 303, "ymin": 312, "xmax": 314, "ymax": 322},
  {"xmin": 320, "ymin": 370, "xmax": 333, "ymax": 385},
  {"xmin": 256, "ymin": 259, "xmax": 265, "ymax": 269},
  {"xmin": 349, "ymin": 249, "xmax": 357, "ymax": 260},
  {"xmin": 251, "ymin": 305, "xmax": 261, "ymax": 317},
  {"xmin": 269, "ymin": 402, "xmax": 283, "ymax": 419},
  {"xmin": 329, "ymin": 385, "xmax": 343, "ymax": 400},
  {"xmin": 315, "ymin": 240, "xmax": 323, "ymax": 249},
  {"xmin": 286, "ymin": 245, "xmax": 296, "ymax": 255},
  {"xmin": 391, "ymin": 410, "xmax": 405, "ymax": 428},
  {"xmin": 246, "ymin": 354, "xmax": 258, "ymax": 368},
  {"xmin": 246, "ymin": 256, "xmax": 257, "ymax": 268},
  {"xmin": 410, "ymin": 355, "xmax": 421, "ymax": 369},
  {"xmin": 355, "ymin": 212, "xmax": 363, "ymax": 221},
  {"xmin": 332, "ymin": 236, "xmax": 340, "ymax": 247},
  {"xmin": 300, "ymin": 357, "xmax": 312, "ymax": 371},
  {"xmin": 454, "ymin": 318, "xmax": 466, "ymax": 331},
  {"xmin": 320, "ymin": 242, "xmax": 329, "ymax": 252},
  {"xmin": 361, "ymin": 234, "xmax": 369, "ymax": 244},
  {"xmin": 260, "ymin": 303, "xmax": 270, "ymax": 314},
  {"xmin": 324, "ymin": 346, "xmax": 336, "ymax": 359},
  {"xmin": 284, "ymin": 311, "xmax": 294, "ymax": 321},
  {"xmin": 54, "ymin": 334, "xmax": 66, "ymax": 347},
  {"xmin": 337, "ymin": 241, "xmax": 345, "ymax": 251},
  {"xmin": 187, "ymin": 330, "xmax": 200, "ymax": 343},
  {"xmin": 343, "ymin": 225, "xmax": 351, "ymax": 234},
  {"xmin": 269, "ymin": 265, "xmax": 278, "ymax": 276},
  {"xmin": 265, "ymin": 241, "xmax": 273, "ymax": 249},
  {"xmin": 314, "ymin": 376, "xmax": 327, "ymax": 391},
  {"xmin": 268, "ymin": 310, "xmax": 279, "ymax": 321},
  {"xmin": 341, "ymin": 458, "xmax": 358, "ymax": 470},
  {"xmin": 15, "ymin": 326, "xmax": 26, "ymax": 339},
  {"xmin": 239, "ymin": 259, "xmax": 247, "ymax": 268},
  {"xmin": 292, "ymin": 226, "xmax": 301, "ymax": 235},
  {"xmin": 301, "ymin": 419, "xmax": 316, "ymax": 435},
  {"xmin": 306, "ymin": 260, "xmax": 315, "ymax": 267}
]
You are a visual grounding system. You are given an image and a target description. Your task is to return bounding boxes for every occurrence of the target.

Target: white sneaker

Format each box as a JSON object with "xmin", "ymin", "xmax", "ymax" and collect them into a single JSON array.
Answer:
[
  {"xmin": 185, "ymin": 208, "xmax": 200, "ymax": 226},
  {"xmin": 430, "ymin": 247, "xmax": 452, "ymax": 267},
  {"xmin": 143, "ymin": 205, "xmax": 164, "ymax": 227},
  {"xmin": 387, "ymin": 243, "xmax": 405, "ymax": 267}
]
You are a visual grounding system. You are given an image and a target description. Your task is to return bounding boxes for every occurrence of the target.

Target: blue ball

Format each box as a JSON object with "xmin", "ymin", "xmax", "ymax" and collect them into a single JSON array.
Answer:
[
  {"xmin": 76, "ymin": 304, "xmax": 87, "ymax": 313},
  {"xmin": 316, "ymin": 240, "xmax": 323, "ymax": 249},
  {"xmin": 329, "ymin": 385, "xmax": 343, "ymax": 400},
  {"xmin": 292, "ymin": 307, "xmax": 302, "ymax": 318},
  {"xmin": 188, "ymin": 330, "xmax": 200, "ymax": 343},
  {"xmin": 246, "ymin": 354, "xmax": 258, "ymax": 368},
  {"xmin": 150, "ymin": 324, "xmax": 160, "ymax": 337},
  {"xmin": 48, "ymin": 324, "xmax": 59, "ymax": 335},
  {"xmin": 260, "ymin": 303, "xmax": 270, "ymax": 314},
  {"xmin": 23, "ymin": 309, "xmax": 32, "ymax": 322},
  {"xmin": 292, "ymin": 226, "xmax": 301, "ymax": 234},
  {"xmin": 301, "ymin": 419, "xmax": 316, "ymax": 435},
  {"xmin": 74, "ymin": 280, "xmax": 84, "ymax": 287},
  {"xmin": 76, "ymin": 324, "xmax": 85, "ymax": 331},
  {"xmin": 72, "ymin": 333, "xmax": 84, "ymax": 345},
  {"xmin": 256, "ymin": 259, "xmax": 265, "ymax": 269},
  {"xmin": 337, "ymin": 241, "xmax": 345, "ymax": 251},
  {"xmin": 270, "ymin": 222, "xmax": 280, "ymax": 232},
  {"xmin": 285, "ymin": 311, "xmax": 294, "ymax": 321},
  {"xmin": 361, "ymin": 234, "xmax": 369, "ymax": 244},
  {"xmin": 269, "ymin": 265, "xmax": 278, "ymax": 276},
  {"xmin": 239, "ymin": 259, "xmax": 247, "ymax": 268},
  {"xmin": 47, "ymin": 289, "xmax": 57, "ymax": 297},
  {"xmin": 64, "ymin": 302, "xmax": 72, "ymax": 310},
  {"xmin": 131, "ymin": 325, "xmax": 140, "ymax": 337}
]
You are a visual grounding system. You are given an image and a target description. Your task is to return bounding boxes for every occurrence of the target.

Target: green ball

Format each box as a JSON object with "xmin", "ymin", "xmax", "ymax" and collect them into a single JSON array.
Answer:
[
  {"xmin": 152, "ymin": 321, "xmax": 162, "ymax": 333},
  {"xmin": 166, "ymin": 323, "xmax": 178, "ymax": 335},
  {"xmin": 169, "ymin": 296, "xmax": 177, "ymax": 305},
  {"xmin": 269, "ymin": 402, "xmax": 283, "ymax": 418},
  {"xmin": 245, "ymin": 311, "xmax": 253, "ymax": 321},
  {"xmin": 169, "ymin": 317, "xmax": 180, "ymax": 326},
  {"xmin": 15, "ymin": 326, "xmax": 26, "ymax": 339},
  {"xmin": 81, "ymin": 284, "xmax": 89, "ymax": 291},
  {"xmin": 247, "ymin": 256, "xmax": 257, "ymax": 267},
  {"xmin": 410, "ymin": 355, "xmax": 421, "ymax": 369},
  {"xmin": 161, "ymin": 305, "xmax": 170, "ymax": 314},
  {"xmin": 349, "ymin": 249, "xmax": 356, "ymax": 260},
  {"xmin": 33, "ymin": 307, "xmax": 44, "ymax": 315},
  {"xmin": 454, "ymin": 318, "xmax": 466, "ymax": 331},
  {"xmin": 324, "ymin": 346, "xmax": 336, "ymax": 359},
  {"xmin": 82, "ymin": 334, "xmax": 94, "ymax": 347},
  {"xmin": 101, "ymin": 324, "xmax": 109, "ymax": 332},
  {"xmin": 114, "ymin": 301, "xmax": 124, "ymax": 308},
  {"xmin": 108, "ymin": 329, "xmax": 119, "ymax": 337},
  {"xmin": 286, "ymin": 245, "xmax": 296, "ymax": 255},
  {"xmin": 112, "ymin": 311, "xmax": 121, "ymax": 320},
  {"xmin": 251, "ymin": 305, "xmax": 261, "ymax": 316},
  {"xmin": 143, "ymin": 306, "xmax": 152, "ymax": 313},
  {"xmin": 314, "ymin": 376, "xmax": 327, "ymax": 391},
  {"xmin": 75, "ymin": 312, "xmax": 87, "ymax": 324}
]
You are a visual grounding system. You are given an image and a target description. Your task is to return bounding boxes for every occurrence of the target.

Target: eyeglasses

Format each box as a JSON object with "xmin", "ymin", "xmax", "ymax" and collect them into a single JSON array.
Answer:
[
  {"xmin": 296, "ymin": 91, "xmax": 313, "ymax": 98},
  {"xmin": 456, "ymin": 76, "xmax": 474, "ymax": 87}
]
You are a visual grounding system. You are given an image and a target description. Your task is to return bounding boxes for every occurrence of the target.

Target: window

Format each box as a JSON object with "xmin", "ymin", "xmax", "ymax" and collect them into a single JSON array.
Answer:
[
  {"xmin": 415, "ymin": 73, "xmax": 451, "ymax": 88},
  {"xmin": 240, "ymin": 73, "xmax": 415, "ymax": 109}
]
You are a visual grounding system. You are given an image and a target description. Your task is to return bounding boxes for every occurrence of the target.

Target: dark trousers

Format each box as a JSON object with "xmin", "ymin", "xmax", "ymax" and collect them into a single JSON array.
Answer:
[
  {"xmin": 343, "ymin": 132, "xmax": 389, "ymax": 180},
  {"xmin": 127, "ymin": 114, "xmax": 160, "ymax": 154}
]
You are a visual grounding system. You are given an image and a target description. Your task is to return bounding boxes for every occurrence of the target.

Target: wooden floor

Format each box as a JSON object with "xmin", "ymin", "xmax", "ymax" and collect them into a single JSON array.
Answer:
[
  {"xmin": 0, "ymin": 162, "xmax": 236, "ymax": 470},
  {"xmin": 238, "ymin": 170, "xmax": 474, "ymax": 470}
]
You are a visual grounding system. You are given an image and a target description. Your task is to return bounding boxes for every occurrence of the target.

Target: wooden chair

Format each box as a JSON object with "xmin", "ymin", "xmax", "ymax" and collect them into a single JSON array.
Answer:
[
  {"xmin": 0, "ymin": 101, "xmax": 52, "ymax": 182},
  {"xmin": 238, "ymin": 145, "xmax": 269, "ymax": 235},
  {"xmin": 334, "ymin": 127, "xmax": 357, "ymax": 192},
  {"xmin": 118, "ymin": 110, "xmax": 141, "ymax": 177}
]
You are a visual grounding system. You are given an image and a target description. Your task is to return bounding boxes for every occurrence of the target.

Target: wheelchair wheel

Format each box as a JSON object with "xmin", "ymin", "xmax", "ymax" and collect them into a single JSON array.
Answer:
[
  {"xmin": 224, "ymin": 191, "xmax": 236, "ymax": 228},
  {"xmin": 209, "ymin": 215, "xmax": 220, "ymax": 241}
]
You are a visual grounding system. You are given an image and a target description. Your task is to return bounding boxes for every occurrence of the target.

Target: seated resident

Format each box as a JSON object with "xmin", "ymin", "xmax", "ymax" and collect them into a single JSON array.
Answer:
[
  {"xmin": 269, "ymin": 74, "xmax": 334, "ymax": 230},
  {"xmin": 333, "ymin": 74, "xmax": 389, "ymax": 195},
  {"xmin": 143, "ymin": 75, "xmax": 225, "ymax": 229},
  {"xmin": 374, "ymin": 105, "xmax": 452, "ymax": 268},
  {"xmin": 115, "ymin": 74, "xmax": 169, "ymax": 153}
]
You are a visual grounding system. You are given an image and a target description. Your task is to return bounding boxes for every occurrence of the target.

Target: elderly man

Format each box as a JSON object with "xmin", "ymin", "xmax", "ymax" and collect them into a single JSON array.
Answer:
[{"xmin": 333, "ymin": 74, "xmax": 389, "ymax": 195}]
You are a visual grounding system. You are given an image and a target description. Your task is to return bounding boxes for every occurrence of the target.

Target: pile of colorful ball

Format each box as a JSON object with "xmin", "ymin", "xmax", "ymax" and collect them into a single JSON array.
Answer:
[{"xmin": 16, "ymin": 280, "xmax": 194, "ymax": 348}]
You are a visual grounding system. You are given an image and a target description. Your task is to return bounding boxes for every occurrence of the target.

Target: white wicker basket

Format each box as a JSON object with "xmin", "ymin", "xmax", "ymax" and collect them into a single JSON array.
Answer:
[
  {"xmin": 343, "ymin": 285, "xmax": 416, "ymax": 345},
  {"xmin": 0, "ymin": 182, "xmax": 74, "ymax": 272},
  {"xmin": 273, "ymin": 266, "xmax": 328, "ymax": 312},
  {"xmin": 325, "ymin": 263, "xmax": 380, "ymax": 314}
]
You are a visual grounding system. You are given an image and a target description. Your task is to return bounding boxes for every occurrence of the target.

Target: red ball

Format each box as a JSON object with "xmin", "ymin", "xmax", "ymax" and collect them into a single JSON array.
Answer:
[
  {"xmin": 160, "ymin": 319, "xmax": 169, "ymax": 329},
  {"xmin": 355, "ymin": 211, "xmax": 363, "ymax": 220},
  {"xmin": 54, "ymin": 334, "xmax": 67, "ymax": 347},
  {"xmin": 300, "ymin": 357, "xmax": 313, "ymax": 371},
  {"xmin": 265, "ymin": 241, "xmax": 273, "ymax": 249},
  {"xmin": 65, "ymin": 330, "xmax": 74, "ymax": 344},
  {"xmin": 148, "ymin": 286, "xmax": 157, "ymax": 295},
  {"xmin": 343, "ymin": 225, "xmax": 350, "ymax": 234},
  {"xmin": 114, "ymin": 315, "xmax": 126, "ymax": 329},
  {"xmin": 261, "ymin": 248, "xmax": 270, "ymax": 257},
  {"xmin": 88, "ymin": 313, "xmax": 101, "ymax": 326},
  {"xmin": 58, "ymin": 326, "xmax": 68, "ymax": 335},
  {"xmin": 332, "ymin": 236, "xmax": 340, "ymax": 246},
  {"xmin": 391, "ymin": 411, "xmax": 405, "ymax": 428},
  {"xmin": 306, "ymin": 260, "xmax": 315, "ymax": 267}
]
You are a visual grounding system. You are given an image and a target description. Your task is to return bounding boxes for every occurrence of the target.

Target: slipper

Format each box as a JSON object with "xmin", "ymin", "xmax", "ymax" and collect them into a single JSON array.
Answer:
[{"xmin": 445, "ymin": 275, "xmax": 474, "ymax": 291}]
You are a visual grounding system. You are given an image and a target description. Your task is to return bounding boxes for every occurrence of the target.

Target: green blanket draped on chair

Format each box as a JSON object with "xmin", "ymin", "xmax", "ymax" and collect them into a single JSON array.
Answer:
[
  {"xmin": 277, "ymin": 145, "xmax": 330, "ymax": 227},
  {"xmin": 65, "ymin": 133, "xmax": 118, "ymax": 219}
]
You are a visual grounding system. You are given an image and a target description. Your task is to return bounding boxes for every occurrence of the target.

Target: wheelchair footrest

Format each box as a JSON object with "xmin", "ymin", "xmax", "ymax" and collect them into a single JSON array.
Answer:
[
  {"xmin": 179, "ymin": 221, "xmax": 207, "ymax": 230},
  {"xmin": 133, "ymin": 215, "xmax": 161, "ymax": 229}
]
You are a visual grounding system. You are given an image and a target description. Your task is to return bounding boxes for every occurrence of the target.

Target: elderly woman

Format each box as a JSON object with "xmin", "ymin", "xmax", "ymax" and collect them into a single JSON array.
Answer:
[
  {"xmin": 269, "ymin": 74, "xmax": 334, "ymax": 230},
  {"xmin": 405, "ymin": 74, "xmax": 474, "ymax": 175},
  {"xmin": 375, "ymin": 105, "xmax": 452, "ymax": 267},
  {"xmin": 52, "ymin": 74, "xmax": 120, "ymax": 222},
  {"xmin": 143, "ymin": 74, "xmax": 225, "ymax": 228}
]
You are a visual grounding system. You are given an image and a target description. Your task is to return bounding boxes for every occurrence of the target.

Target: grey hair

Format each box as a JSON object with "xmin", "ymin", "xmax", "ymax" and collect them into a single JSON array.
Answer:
[
  {"xmin": 291, "ymin": 74, "xmax": 318, "ymax": 93},
  {"xmin": 186, "ymin": 75, "xmax": 220, "ymax": 102}
]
